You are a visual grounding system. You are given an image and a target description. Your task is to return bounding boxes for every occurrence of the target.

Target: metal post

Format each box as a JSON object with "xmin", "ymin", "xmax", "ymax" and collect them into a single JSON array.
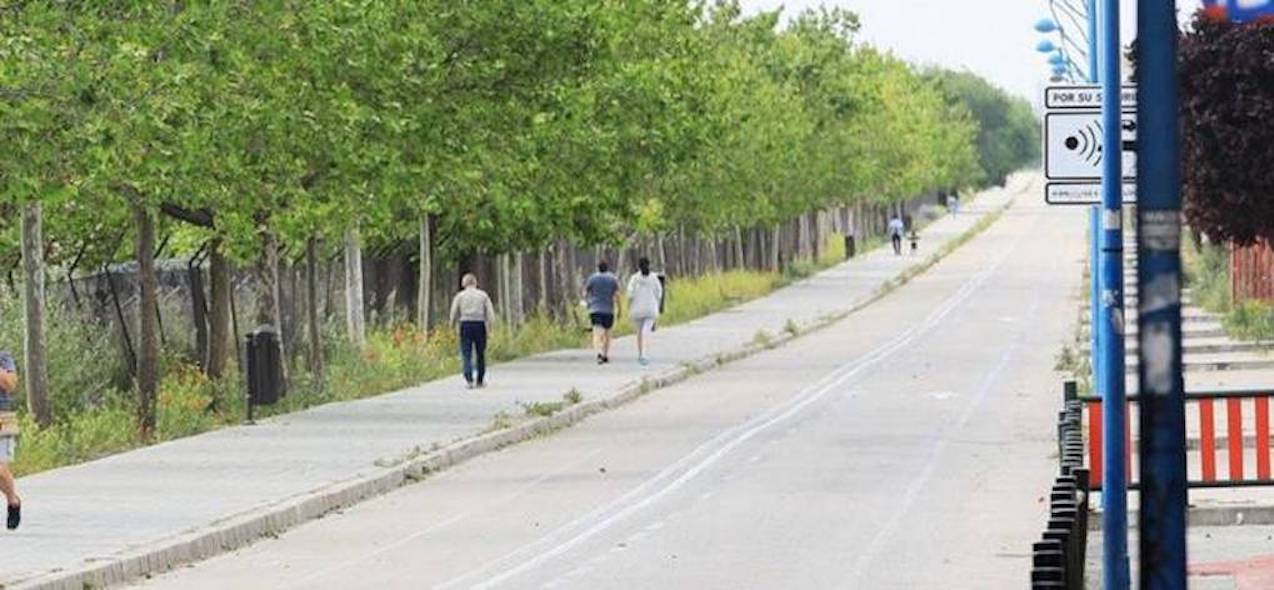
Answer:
[
  {"xmin": 1136, "ymin": 0, "xmax": 1186, "ymax": 587},
  {"xmin": 1087, "ymin": 0, "xmax": 1102, "ymax": 425},
  {"xmin": 1098, "ymin": 0, "xmax": 1129, "ymax": 588},
  {"xmin": 1091, "ymin": 207, "xmax": 1102, "ymax": 398},
  {"xmin": 1087, "ymin": 0, "xmax": 1099, "ymax": 81}
]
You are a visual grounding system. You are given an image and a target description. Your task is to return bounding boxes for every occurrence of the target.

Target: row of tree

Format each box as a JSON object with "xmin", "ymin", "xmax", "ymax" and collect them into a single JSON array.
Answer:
[{"xmin": 0, "ymin": 1, "xmax": 1039, "ymax": 434}]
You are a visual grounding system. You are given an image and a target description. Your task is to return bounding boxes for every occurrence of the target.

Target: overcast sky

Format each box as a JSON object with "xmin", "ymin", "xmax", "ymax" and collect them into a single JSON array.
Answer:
[{"xmin": 738, "ymin": 0, "xmax": 1206, "ymax": 103}]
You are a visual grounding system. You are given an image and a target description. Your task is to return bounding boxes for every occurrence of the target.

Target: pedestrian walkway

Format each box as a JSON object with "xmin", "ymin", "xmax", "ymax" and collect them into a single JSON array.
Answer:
[{"xmin": 0, "ymin": 176, "xmax": 1028, "ymax": 590}]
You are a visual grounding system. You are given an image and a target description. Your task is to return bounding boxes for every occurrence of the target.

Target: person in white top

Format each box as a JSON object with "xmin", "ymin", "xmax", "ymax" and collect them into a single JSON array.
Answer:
[
  {"xmin": 449, "ymin": 273, "xmax": 496, "ymax": 389},
  {"xmin": 888, "ymin": 215, "xmax": 906, "ymax": 255},
  {"xmin": 626, "ymin": 257, "xmax": 664, "ymax": 366}
]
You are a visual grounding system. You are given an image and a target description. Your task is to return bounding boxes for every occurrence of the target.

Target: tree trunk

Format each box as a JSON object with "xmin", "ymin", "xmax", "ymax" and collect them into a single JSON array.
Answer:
[
  {"xmin": 305, "ymin": 238, "xmax": 324, "ymax": 381},
  {"xmin": 256, "ymin": 229, "xmax": 286, "ymax": 359},
  {"xmin": 811, "ymin": 211, "xmax": 822, "ymax": 262},
  {"xmin": 656, "ymin": 234, "xmax": 668, "ymax": 274},
  {"xmin": 20, "ymin": 203, "xmax": 50, "ymax": 427},
  {"xmin": 556, "ymin": 240, "xmax": 575, "ymax": 318},
  {"xmin": 207, "ymin": 239, "xmax": 234, "ymax": 379},
  {"xmin": 496, "ymin": 252, "xmax": 510, "ymax": 325},
  {"xmin": 676, "ymin": 227, "xmax": 688, "ymax": 277},
  {"xmin": 343, "ymin": 228, "xmax": 366, "ymax": 346},
  {"xmin": 417, "ymin": 215, "xmax": 433, "ymax": 330},
  {"xmin": 133, "ymin": 203, "xmax": 159, "ymax": 439},
  {"xmin": 189, "ymin": 255, "xmax": 209, "ymax": 372},
  {"xmin": 537, "ymin": 247, "xmax": 550, "ymax": 315},
  {"xmin": 512, "ymin": 251, "xmax": 525, "ymax": 326},
  {"xmin": 770, "ymin": 224, "xmax": 782, "ymax": 271}
]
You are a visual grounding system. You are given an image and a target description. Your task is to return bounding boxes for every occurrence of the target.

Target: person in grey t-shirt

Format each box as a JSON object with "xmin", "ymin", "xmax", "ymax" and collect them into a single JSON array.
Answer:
[
  {"xmin": 583, "ymin": 261, "xmax": 622, "ymax": 365},
  {"xmin": 0, "ymin": 351, "xmax": 21, "ymax": 530}
]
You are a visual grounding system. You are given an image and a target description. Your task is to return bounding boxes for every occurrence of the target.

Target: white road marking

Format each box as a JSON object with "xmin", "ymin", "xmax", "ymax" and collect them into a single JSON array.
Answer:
[
  {"xmin": 848, "ymin": 265, "xmax": 1045, "ymax": 583},
  {"xmin": 438, "ymin": 217, "xmax": 1026, "ymax": 590},
  {"xmin": 283, "ymin": 449, "xmax": 602, "ymax": 589}
]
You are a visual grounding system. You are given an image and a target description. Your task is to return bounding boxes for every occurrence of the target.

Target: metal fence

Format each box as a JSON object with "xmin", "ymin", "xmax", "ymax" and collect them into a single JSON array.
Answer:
[
  {"xmin": 1031, "ymin": 382, "xmax": 1091, "ymax": 589},
  {"xmin": 1231, "ymin": 240, "xmax": 1274, "ymax": 302},
  {"xmin": 1083, "ymin": 386, "xmax": 1274, "ymax": 490}
]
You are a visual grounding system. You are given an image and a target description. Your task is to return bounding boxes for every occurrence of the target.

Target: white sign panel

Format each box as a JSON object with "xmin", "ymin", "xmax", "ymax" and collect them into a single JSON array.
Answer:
[
  {"xmin": 1044, "ymin": 111, "xmax": 1137, "ymax": 182},
  {"xmin": 1045, "ymin": 182, "xmax": 1137, "ymax": 206},
  {"xmin": 1045, "ymin": 85, "xmax": 1137, "ymax": 110}
]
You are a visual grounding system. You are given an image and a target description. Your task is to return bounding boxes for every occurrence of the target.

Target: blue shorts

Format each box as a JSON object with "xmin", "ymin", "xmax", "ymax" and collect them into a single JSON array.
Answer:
[{"xmin": 589, "ymin": 313, "xmax": 615, "ymax": 330}]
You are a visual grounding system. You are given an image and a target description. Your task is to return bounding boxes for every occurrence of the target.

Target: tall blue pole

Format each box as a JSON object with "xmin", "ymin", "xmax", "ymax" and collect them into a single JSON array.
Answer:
[
  {"xmin": 1091, "ymin": 209, "xmax": 1101, "ymax": 397},
  {"xmin": 1087, "ymin": 0, "xmax": 1102, "ymax": 409},
  {"xmin": 1098, "ymin": 0, "xmax": 1129, "ymax": 587},
  {"xmin": 1136, "ymin": 0, "xmax": 1187, "ymax": 587},
  {"xmin": 1087, "ymin": 0, "xmax": 1099, "ymax": 80}
]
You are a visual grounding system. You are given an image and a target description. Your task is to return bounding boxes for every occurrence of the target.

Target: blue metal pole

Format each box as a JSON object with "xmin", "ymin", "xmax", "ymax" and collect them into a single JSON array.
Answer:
[
  {"xmin": 1087, "ymin": 0, "xmax": 1099, "ymax": 80},
  {"xmin": 1136, "ymin": 0, "xmax": 1187, "ymax": 587},
  {"xmin": 1087, "ymin": 0, "xmax": 1101, "ymax": 411},
  {"xmin": 1098, "ymin": 0, "xmax": 1129, "ymax": 587},
  {"xmin": 1091, "ymin": 207, "xmax": 1102, "ymax": 392}
]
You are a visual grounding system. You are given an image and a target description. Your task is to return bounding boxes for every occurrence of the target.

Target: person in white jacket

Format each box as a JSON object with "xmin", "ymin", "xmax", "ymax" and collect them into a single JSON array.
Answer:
[{"xmin": 626, "ymin": 257, "xmax": 663, "ymax": 366}]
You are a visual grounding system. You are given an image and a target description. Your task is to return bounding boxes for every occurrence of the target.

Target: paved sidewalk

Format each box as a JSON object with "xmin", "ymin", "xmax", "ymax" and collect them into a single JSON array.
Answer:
[{"xmin": 0, "ymin": 177, "xmax": 1026, "ymax": 590}]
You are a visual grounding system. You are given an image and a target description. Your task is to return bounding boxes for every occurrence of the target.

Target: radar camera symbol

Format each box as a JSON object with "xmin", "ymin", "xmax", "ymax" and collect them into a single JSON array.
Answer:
[
  {"xmin": 1064, "ymin": 121, "xmax": 1103, "ymax": 166},
  {"xmin": 1062, "ymin": 118, "xmax": 1137, "ymax": 167}
]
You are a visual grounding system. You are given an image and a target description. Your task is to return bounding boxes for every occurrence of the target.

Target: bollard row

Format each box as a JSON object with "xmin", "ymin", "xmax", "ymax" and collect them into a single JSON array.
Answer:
[{"xmin": 1031, "ymin": 382, "xmax": 1090, "ymax": 589}]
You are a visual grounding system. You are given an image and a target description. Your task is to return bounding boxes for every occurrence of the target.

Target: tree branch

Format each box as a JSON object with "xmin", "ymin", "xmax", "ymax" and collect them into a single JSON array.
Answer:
[{"xmin": 160, "ymin": 202, "xmax": 216, "ymax": 228}]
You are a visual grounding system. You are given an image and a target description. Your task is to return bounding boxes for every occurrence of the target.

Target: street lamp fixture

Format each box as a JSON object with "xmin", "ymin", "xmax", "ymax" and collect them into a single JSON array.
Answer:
[
  {"xmin": 1035, "ymin": 17, "xmax": 1059, "ymax": 33},
  {"xmin": 1037, "ymin": 40, "xmax": 1058, "ymax": 53}
]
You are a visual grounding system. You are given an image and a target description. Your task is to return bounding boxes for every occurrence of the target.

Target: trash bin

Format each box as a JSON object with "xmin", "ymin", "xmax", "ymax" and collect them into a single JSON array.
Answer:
[
  {"xmin": 245, "ymin": 328, "xmax": 283, "ymax": 419},
  {"xmin": 844, "ymin": 235, "xmax": 856, "ymax": 259}
]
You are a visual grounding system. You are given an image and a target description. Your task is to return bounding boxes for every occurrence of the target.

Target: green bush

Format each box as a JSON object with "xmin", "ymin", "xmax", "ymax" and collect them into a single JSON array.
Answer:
[
  {"xmin": 0, "ymin": 296, "xmax": 123, "ymax": 418},
  {"xmin": 1225, "ymin": 301, "xmax": 1274, "ymax": 343},
  {"xmin": 1185, "ymin": 243, "xmax": 1232, "ymax": 314}
]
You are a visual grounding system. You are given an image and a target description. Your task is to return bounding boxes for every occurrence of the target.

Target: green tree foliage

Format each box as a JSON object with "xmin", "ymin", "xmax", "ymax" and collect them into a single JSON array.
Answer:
[
  {"xmin": 1, "ymin": 1, "xmax": 1032, "ymax": 429},
  {"xmin": 924, "ymin": 68, "xmax": 1041, "ymax": 188}
]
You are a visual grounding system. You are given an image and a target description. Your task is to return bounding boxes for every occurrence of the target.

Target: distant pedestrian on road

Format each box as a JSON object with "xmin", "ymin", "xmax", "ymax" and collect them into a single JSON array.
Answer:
[
  {"xmin": 949, "ymin": 190, "xmax": 961, "ymax": 215},
  {"xmin": 450, "ymin": 273, "xmax": 496, "ymax": 389},
  {"xmin": 627, "ymin": 257, "xmax": 664, "ymax": 366},
  {"xmin": 888, "ymin": 214, "xmax": 906, "ymax": 255},
  {"xmin": 583, "ymin": 261, "xmax": 622, "ymax": 365},
  {"xmin": 0, "ymin": 352, "xmax": 21, "ymax": 530}
]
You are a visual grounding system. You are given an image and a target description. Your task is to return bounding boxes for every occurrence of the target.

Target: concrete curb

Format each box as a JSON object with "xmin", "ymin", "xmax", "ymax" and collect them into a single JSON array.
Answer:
[
  {"xmin": 8, "ymin": 199, "xmax": 1015, "ymax": 590},
  {"xmin": 1091, "ymin": 504, "xmax": 1274, "ymax": 531}
]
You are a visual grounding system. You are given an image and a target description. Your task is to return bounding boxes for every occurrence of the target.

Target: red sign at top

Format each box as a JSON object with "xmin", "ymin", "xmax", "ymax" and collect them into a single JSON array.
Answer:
[{"xmin": 1202, "ymin": 1, "xmax": 1274, "ymax": 22}]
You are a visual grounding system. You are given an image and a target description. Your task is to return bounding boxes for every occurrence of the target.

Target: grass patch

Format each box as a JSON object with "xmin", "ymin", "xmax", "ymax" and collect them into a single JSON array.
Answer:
[
  {"xmin": 1184, "ymin": 242, "xmax": 1274, "ymax": 342},
  {"xmin": 1184, "ymin": 243, "xmax": 1232, "ymax": 315},
  {"xmin": 1225, "ymin": 300, "xmax": 1274, "ymax": 343}
]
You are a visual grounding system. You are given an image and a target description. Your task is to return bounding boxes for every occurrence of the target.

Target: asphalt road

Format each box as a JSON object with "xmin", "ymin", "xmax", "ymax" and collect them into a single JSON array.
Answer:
[{"xmin": 134, "ymin": 195, "xmax": 1085, "ymax": 590}]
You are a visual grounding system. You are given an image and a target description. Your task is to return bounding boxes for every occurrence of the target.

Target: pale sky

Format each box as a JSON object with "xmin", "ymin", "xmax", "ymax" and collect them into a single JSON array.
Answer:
[{"xmin": 739, "ymin": 0, "xmax": 1206, "ymax": 103}]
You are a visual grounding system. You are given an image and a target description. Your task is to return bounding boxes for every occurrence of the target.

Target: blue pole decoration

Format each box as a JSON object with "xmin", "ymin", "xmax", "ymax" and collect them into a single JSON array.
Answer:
[
  {"xmin": 1136, "ymin": 0, "xmax": 1187, "ymax": 587},
  {"xmin": 1098, "ymin": 0, "xmax": 1129, "ymax": 587}
]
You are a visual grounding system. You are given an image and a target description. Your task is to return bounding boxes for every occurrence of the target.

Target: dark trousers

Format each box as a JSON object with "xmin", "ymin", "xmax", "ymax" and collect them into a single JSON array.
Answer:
[
  {"xmin": 891, "ymin": 234, "xmax": 902, "ymax": 255},
  {"xmin": 459, "ymin": 321, "xmax": 488, "ymax": 384}
]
